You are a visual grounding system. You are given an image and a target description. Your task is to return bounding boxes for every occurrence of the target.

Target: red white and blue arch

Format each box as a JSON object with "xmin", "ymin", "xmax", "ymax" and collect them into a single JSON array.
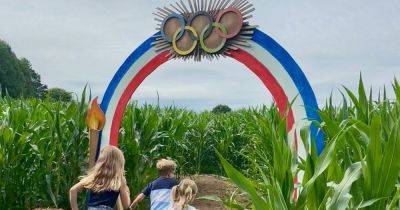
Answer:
[{"xmin": 97, "ymin": 29, "xmax": 324, "ymax": 159}]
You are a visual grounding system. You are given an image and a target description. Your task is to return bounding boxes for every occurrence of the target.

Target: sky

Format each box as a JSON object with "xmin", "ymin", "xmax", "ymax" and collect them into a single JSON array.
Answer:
[{"xmin": 0, "ymin": 0, "xmax": 399, "ymax": 111}]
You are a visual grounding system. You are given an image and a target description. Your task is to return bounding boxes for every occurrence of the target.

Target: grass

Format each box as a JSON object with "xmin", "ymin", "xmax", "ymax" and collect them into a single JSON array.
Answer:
[{"xmin": 0, "ymin": 77, "xmax": 399, "ymax": 209}]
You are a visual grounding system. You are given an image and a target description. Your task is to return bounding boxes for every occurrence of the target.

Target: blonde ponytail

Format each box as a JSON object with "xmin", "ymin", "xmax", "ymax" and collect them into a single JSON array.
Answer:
[
  {"xmin": 172, "ymin": 185, "xmax": 180, "ymax": 202},
  {"xmin": 184, "ymin": 187, "xmax": 193, "ymax": 203},
  {"xmin": 171, "ymin": 179, "xmax": 198, "ymax": 209}
]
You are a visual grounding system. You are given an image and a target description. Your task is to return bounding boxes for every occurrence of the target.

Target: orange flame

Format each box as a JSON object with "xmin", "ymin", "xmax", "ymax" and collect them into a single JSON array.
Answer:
[{"xmin": 86, "ymin": 97, "xmax": 106, "ymax": 130}]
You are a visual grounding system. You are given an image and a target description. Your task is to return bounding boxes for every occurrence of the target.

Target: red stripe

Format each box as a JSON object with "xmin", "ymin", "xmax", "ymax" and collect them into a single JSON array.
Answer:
[
  {"xmin": 110, "ymin": 49, "xmax": 295, "ymax": 145},
  {"xmin": 228, "ymin": 49, "xmax": 295, "ymax": 130},
  {"xmin": 228, "ymin": 49, "xmax": 298, "ymax": 199},
  {"xmin": 109, "ymin": 51, "xmax": 170, "ymax": 145}
]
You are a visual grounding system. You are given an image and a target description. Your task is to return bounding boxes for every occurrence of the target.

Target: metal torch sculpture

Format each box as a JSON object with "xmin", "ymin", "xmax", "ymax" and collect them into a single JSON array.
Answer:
[{"xmin": 86, "ymin": 97, "xmax": 106, "ymax": 168}]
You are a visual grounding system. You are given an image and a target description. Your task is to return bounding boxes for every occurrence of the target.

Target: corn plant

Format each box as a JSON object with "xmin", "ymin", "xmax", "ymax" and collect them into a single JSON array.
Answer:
[
  {"xmin": 1, "ymin": 77, "xmax": 400, "ymax": 210},
  {"xmin": 217, "ymin": 77, "xmax": 400, "ymax": 210}
]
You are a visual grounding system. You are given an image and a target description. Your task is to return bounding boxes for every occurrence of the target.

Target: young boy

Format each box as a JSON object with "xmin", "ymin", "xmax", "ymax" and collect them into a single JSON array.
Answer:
[{"xmin": 130, "ymin": 159, "xmax": 178, "ymax": 210}]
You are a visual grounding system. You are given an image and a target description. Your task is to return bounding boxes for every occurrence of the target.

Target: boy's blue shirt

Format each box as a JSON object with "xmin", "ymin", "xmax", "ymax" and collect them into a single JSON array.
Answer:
[{"xmin": 142, "ymin": 177, "xmax": 178, "ymax": 210}]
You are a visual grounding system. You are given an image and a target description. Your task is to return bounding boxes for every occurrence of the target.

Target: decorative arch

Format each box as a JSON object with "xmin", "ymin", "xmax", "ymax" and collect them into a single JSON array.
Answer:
[{"xmin": 97, "ymin": 29, "xmax": 324, "ymax": 159}]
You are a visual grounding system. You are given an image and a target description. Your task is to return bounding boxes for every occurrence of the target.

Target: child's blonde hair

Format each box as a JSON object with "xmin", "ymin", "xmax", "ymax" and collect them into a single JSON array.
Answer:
[
  {"xmin": 81, "ymin": 146, "xmax": 125, "ymax": 192},
  {"xmin": 171, "ymin": 179, "xmax": 198, "ymax": 209},
  {"xmin": 156, "ymin": 158, "xmax": 177, "ymax": 176}
]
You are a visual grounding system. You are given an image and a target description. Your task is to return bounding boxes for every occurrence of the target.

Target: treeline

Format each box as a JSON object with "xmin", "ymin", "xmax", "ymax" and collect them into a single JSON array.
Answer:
[{"xmin": 0, "ymin": 39, "xmax": 71, "ymax": 101}]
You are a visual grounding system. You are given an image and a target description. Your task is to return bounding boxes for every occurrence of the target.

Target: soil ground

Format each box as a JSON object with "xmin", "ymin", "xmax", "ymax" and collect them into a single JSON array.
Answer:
[
  {"xmin": 34, "ymin": 174, "xmax": 247, "ymax": 210},
  {"xmin": 189, "ymin": 174, "xmax": 246, "ymax": 210}
]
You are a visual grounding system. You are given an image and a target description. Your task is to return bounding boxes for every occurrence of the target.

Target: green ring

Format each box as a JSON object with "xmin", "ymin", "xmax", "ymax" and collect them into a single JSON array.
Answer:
[{"xmin": 200, "ymin": 23, "xmax": 227, "ymax": 53}]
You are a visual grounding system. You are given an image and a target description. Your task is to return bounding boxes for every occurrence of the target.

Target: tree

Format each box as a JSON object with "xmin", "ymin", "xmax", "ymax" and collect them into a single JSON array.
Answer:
[
  {"xmin": 47, "ymin": 88, "xmax": 72, "ymax": 102},
  {"xmin": 19, "ymin": 58, "xmax": 47, "ymax": 98},
  {"xmin": 212, "ymin": 104, "xmax": 232, "ymax": 114},
  {"xmin": 0, "ymin": 39, "xmax": 47, "ymax": 98},
  {"xmin": 0, "ymin": 40, "xmax": 25, "ymax": 97}
]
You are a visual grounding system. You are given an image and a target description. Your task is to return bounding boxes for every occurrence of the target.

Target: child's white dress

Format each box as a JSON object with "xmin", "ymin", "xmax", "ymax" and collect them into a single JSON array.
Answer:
[{"xmin": 167, "ymin": 205, "xmax": 197, "ymax": 210}]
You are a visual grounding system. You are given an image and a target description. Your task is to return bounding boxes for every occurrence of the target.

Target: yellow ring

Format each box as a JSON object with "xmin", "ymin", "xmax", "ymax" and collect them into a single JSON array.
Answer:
[{"xmin": 172, "ymin": 26, "xmax": 198, "ymax": 56}]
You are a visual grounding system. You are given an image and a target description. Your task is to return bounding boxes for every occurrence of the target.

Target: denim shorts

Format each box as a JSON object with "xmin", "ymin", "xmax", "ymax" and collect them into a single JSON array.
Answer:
[{"xmin": 87, "ymin": 205, "xmax": 114, "ymax": 210}]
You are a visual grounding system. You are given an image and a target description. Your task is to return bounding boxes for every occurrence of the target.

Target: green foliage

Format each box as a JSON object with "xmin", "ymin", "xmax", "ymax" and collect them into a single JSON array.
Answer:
[
  {"xmin": 0, "ymin": 99, "xmax": 258, "ymax": 209},
  {"xmin": 46, "ymin": 87, "xmax": 72, "ymax": 102},
  {"xmin": 212, "ymin": 104, "xmax": 232, "ymax": 114},
  {"xmin": 19, "ymin": 58, "xmax": 47, "ymax": 98},
  {"xmin": 0, "ymin": 97, "xmax": 88, "ymax": 209},
  {"xmin": 218, "ymin": 152, "xmax": 271, "ymax": 210},
  {"xmin": 0, "ymin": 39, "xmax": 47, "ymax": 98},
  {"xmin": 217, "ymin": 77, "xmax": 400, "ymax": 210},
  {"xmin": 1, "ymin": 76, "xmax": 400, "ymax": 209}
]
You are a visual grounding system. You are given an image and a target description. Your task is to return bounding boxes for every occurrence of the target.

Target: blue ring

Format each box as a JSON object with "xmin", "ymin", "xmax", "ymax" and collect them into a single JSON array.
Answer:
[{"xmin": 161, "ymin": 14, "xmax": 186, "ymax": 43}]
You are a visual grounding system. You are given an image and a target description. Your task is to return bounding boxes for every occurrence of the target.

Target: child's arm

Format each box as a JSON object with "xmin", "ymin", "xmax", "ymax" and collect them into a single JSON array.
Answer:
[
  {"xmin": 69, "ymin": 181, "xmax": 84, "ymax": 210},
  {"xmin": 119, "ymin": 179, "xmax": 131, "ymax": 209},
  {"xmin": 129, "ymin": 193, "xmax": 145, "ymax": 209}
]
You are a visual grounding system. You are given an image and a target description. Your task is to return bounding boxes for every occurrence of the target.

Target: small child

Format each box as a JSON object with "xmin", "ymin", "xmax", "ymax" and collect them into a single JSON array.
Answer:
[
  {"xmin": 168, "ymin": 179, "xmax": 198, "ymax": 210},
  {"xmin": 130, "ymin": 158, "xmax": 178, "ymax": 209},
  {"xmin": 69, "ymin": 146, "xmax": 131, "ymax": 210}
]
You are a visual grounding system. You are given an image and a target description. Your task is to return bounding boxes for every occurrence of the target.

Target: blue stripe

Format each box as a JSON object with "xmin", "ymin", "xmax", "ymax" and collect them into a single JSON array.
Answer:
[
  {"xmin": 252, "ymin": 29, "xmax": 324, "ymax": 154},
  {"xmin": 100, "ymin": 33, "xmax": 159, "ymax": 112},
  {"xmin": 96, "ymin": 33, "xmax": 159, "ymax": 159}
]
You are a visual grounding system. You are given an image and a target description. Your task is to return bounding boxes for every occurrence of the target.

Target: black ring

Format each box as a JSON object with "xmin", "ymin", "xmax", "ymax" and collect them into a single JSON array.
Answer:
[{"xmin": 188, "ymin": 11, "xmax": 213, "ymax": 39}]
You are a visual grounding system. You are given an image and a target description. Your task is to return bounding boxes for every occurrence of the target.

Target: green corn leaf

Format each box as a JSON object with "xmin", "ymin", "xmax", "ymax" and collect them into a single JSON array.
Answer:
[
  {"xmin": 45, "ymin": 174, "xmax": 58, "ymax": 208},
  {"xmin": 326, "ymin": 162, "xmax": 362, "ymax": 210},
  {"xmin": 375, "ymin": 120, "xmax": 400, "ymax": 207},
  {"xmin": 358, "ymin": 74, "xmax": 368, "ymax": 114},
  {"xmin": 355, "ymin": 198, "xmax": 384, "ymax": 209},
  {"xmin": 217, "ymin": 151, "xmax": 271, "ymax": 210},
  {"xmin": 387, "ymin": 186, "xmax": 400, "ymax": 210}
]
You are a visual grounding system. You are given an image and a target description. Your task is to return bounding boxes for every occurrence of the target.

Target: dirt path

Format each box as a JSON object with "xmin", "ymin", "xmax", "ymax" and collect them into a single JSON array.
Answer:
[{"xmin": 189, "ymin": 174, "xmax": 247, "ymax": 210}]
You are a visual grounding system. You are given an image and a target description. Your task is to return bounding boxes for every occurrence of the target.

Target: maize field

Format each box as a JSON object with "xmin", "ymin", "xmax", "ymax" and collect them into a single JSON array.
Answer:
[{"xmin": 1, "ymin": 78, "xmax": 400, "ymax": 209}]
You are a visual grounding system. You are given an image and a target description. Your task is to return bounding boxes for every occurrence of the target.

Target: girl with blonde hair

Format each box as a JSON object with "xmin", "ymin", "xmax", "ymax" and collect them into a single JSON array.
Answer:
[
  {"xmin": 168, "ymin": 179, "xmax": 198, "ymax": 210},
  {"xmin": 69, "ymin": 146, "xmax": 131, "ymax": 210}
]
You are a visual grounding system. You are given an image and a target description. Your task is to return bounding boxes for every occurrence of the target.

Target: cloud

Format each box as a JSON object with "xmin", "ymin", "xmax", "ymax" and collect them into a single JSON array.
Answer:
[{"xmin": 0, "ymin": 0, "xmax": 399, "ymax": 110}]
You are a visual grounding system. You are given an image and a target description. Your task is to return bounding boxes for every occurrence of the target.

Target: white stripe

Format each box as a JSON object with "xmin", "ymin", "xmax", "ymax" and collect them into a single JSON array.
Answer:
[
  {"xmin": 243, "ymin": 41, "xmax": 309, "ymax": 159},
  {"xmin": 150, "ymin": 189, "xmax": 172, "ymax": 204},
  {"xmin": 101, "ymin": 48, "xmax": 158, "ymax": 149}
]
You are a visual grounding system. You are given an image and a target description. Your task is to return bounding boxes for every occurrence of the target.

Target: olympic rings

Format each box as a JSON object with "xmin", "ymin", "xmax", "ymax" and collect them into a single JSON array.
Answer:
[
  {"xmin": 200, "ymin": 23, "xmax": 227, "ymax": 53},
  {"xmin": 172, "ymin": 26, "xmax": 198, "ymax": 56},
  {"xmin": 161, "ymin": 7, "xmax": 243, "ymax": 55}
]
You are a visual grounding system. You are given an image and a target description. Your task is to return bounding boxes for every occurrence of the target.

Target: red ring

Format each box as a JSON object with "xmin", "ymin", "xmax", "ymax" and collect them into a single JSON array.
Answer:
[{"xmin": 215, "ymin": 7, "xmax": 243, "ymax": 39}]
